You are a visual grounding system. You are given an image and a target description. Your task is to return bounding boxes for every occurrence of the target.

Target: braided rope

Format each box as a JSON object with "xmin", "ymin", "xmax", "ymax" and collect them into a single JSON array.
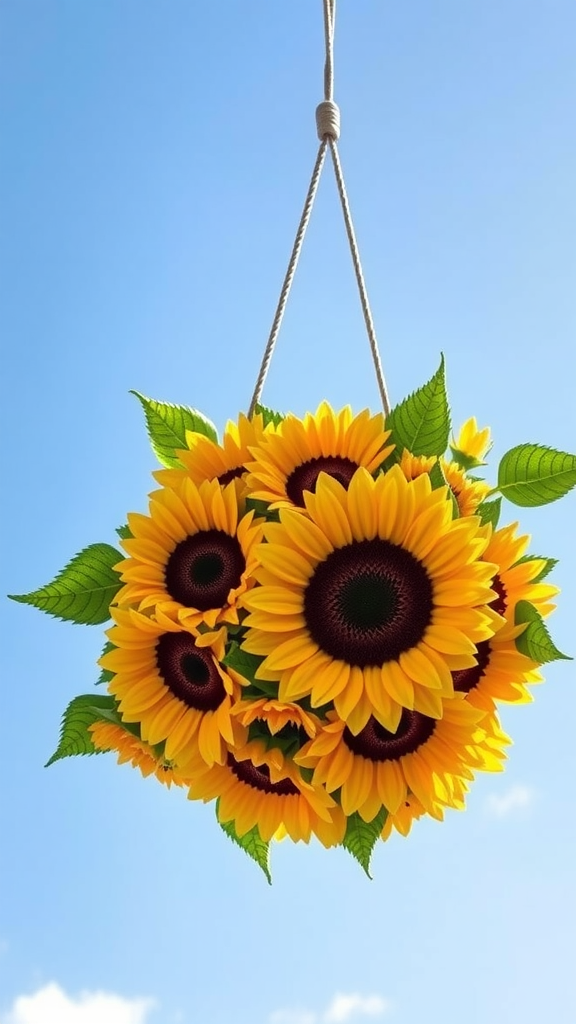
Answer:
[{"xmin": 248, "ymin": 0, "xmax": 390, "ymax": 417}]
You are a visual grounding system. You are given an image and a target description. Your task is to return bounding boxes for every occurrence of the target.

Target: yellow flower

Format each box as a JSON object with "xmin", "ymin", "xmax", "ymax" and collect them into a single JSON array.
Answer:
[
  {"xmin": 451, "ymin": 417, "xmax": 492, "ymax": 466},
  {"xmin": 484, "ymin": 523, "xmax": 559, "ymax": 622},
  {"xmin": 89, "ymin": 721, "xmax": 192, "ymax": 788},
  {"xmin": 186, "ymin": 739, "xmax": 346, "ymax": 846},
  {"xmin": 100, "ymin": 608, "xmax": 246, "ymax": 767},
  {"xmin": 452, "ymin": 623, "xmax": 543, "ymax": 712},
  {"xmin": 399, "ymin": 450, "xmax": 490, "ymax": 516},
  {"xmin": 155, "ymin": 412, "xmax": 273, "ymax": 497},
  {"xmin": 381, "ymin": 794, "xmax": 432, "ymax": 839},
  {"xmin": 230, "ymin": 697, "xmax": 321, "ymax": 738},
  {"xmin": 242, "ymin": 466, "xmax": 503, "ymax": 733},
  {"xmin": 245, "ymin": 402, "xmax": 394, "ymax": 509},
  {"xmin": 296, "ymin": 701, "xmax": 508, "ymax": 819},
  {"xmin": 115, "ymin": 477, "xmax": 263, "ymax": 629}
]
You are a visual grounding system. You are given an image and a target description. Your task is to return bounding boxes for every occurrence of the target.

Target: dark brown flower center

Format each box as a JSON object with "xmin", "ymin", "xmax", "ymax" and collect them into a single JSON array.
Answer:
[
  {"xmin": 156, "ymin": 632, "xmax": 225, "ymax": 710},
  {"xmin": 218, "ymin": 466, "xmax": 244, "ymax": 486},
  {"xmin": 286, "ymin": 456, "xmax": 359, "ymax": 506},
  {"xmin": 452, "ymin": 639, "xmax": 492, "ymax": 694},
  {"xmin": 304, "ymin": 539, "xmax": 433, "ymax": 666},
  {"xmin": 227, "ymin": 753, "xmax": 299, "ymax": 795},
  {"xmin": 343, "ymin": 710, "xmax": 436, "ymax": 762},
  {"xmin": 489, "ymin": 575, "xmax": 507, "ymax": 617},
  {"xmin": 165, "ymin": 529, "xmax": 245, "ymax": 610}
]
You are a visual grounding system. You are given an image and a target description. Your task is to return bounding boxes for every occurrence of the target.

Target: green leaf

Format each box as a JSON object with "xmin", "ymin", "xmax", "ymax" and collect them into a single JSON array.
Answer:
[
  {"xmin": 386, "ymin": 356, "xmax": 450, "ymax": 457},
  {"xmin": 89, "ymin": 702, "xmax": 142, "ymax": 739},
  {"xmin": 497, "ymin": 444, "xmax": 576, "ymax": 507},
  {"xmin": 254, "ymin": 403, "xmax": 284, "ymax": 429},
  {"xmin": 511, "ymin": 555, "xmax": 558, "ymax": 583},
  {"xmin": 245, "ymin": 497, "xmax": 280, "ymax": 521},
  {"xmin": 9, "ymin": 544, "xmax": 122, "ymax": 625},
  {"xmin": 476, "ymin": 497, "xmax": 502, "ymax": 530},
  {"xmin": 428, "ymin": 461, "xmax": 459, "ymax": 518},
  {"xmin": 217, "ymin": 808, "xmax": 272, "ymax": 884},
  {"xmin": 46, "ymin": 694, "xmax": 116, "ymax": 766},
  {"xmin": 514, "ymin": 601, "xmax": 571, "ymax": 664},
  {"xmin": 96, "ymin": 640, "xmax": 116, "ymax": 685},
  {"xmin": 131, "ymin": 391, "xmax": 218, "ymax": 469},
  {"xmin": 116, "ymin": 523, "xmax": 132, "ymax": 540},
  {"xmin": 341, "ymin": 808, "xmax": 387, "ymax": 878},
  {"xmin": 223, "ymin": 644, "xmax": 267, "ymax": 687}
]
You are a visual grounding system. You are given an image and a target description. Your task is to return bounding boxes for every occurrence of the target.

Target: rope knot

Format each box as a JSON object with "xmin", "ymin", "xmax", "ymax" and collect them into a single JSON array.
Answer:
[{"xmin": 316, "ymin": 100, "xmax": 340, "ymax": 140}]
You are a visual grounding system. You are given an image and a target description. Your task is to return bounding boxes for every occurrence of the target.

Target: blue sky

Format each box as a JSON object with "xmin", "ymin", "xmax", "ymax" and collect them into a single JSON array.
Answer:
[{"xmin": 1, "ymin": 2, "xmax": 575, "ymax": 1022}]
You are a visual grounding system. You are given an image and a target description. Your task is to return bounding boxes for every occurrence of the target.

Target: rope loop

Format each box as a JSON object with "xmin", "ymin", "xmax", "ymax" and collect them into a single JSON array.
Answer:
[{"xmin": 316, "ymin": 100, "xmax": 340, "ymax": 141}]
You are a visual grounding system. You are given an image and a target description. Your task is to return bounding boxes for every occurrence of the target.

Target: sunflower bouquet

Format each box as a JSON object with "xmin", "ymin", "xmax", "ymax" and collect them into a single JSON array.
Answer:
[{"xmin": 11, "ymin": 357, "xmax": 575, "ymax": 880}]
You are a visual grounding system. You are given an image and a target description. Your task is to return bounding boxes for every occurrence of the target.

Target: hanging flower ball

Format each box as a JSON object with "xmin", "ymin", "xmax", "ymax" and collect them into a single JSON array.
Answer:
[{"xmin": 10, "ymin": 359, "xmax": 575, "ymax": 880}]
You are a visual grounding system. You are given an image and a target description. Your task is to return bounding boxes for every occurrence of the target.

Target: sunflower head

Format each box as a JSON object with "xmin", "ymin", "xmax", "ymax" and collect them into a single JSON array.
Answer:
[
  {"xmin": 243, "ymin": 465, "xmax": 502, "ymax": 734},
  {"xmin": 115, "ymin": 477, "xmax": 264, "ymax": 630},
  {"xmin": 245, "ymin": 402, "xmax": 394, "ymax": 509}
]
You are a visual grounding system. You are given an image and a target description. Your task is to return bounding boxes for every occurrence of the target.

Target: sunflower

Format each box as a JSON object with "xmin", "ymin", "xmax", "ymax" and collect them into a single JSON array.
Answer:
[
  {"xmin": 484, "ymin": 523, "xmax": 559, "ymax": 622},
  {"xmin": 296, "ymin": 700, "xmax": 508, "ymax": 820},
  {"xmin": 242, "ymin": 466, "xmax": 503, "ymax": 733},
  {"xmin": 245, "ymin": 402, "xmax": 394, "ymax": 509},
  {"xmin": 154, "ymin": 412, "xmax": 273, "ymax": 496},
  {"xmin": 100, "ymin": 607, "xmax": 246, "ymax": 767},
  {"xmin": 115, "ymin": 477, "xmax": 263, "ymax": 629},
  {"xmin": 89, "ymin": 721, "xmax": 192, "ymax": 788},
  {"xmin": 230, "ymin": 696, "xmax": 322, "ymax": 738},
  {"xmin": 452, "ymin": 619, "xmax": 543, "ymax": 713},
  {"xmin": 186, "ymin": 739, "xmax": 346, "ymax": 846},
  {"xmin": 399, "ymin": 451, "xmax": 490, "ymax": 517}
]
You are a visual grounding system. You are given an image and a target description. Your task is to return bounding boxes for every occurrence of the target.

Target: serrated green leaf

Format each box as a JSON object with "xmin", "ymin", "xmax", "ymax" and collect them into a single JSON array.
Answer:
[
  {"xmin": 254, "ymin": 403, "xmax": 284, "ymax": 429},
  {"xmin": 386, "ymin": 356, "xmax": 450, "ymax": 457},
  {"xmin": 9, "ymin": 544, "xmax": 122, "ymax": 625},
  {"xmin": 342, "ymin": 808, "xmax": 387, "ymax": 878},
  {"xmin": 46, "ymin": 694, "xmax": 116, "ymax": 766},
  {"xmin": 89, "ymin": 702, "xmax": 142, "ymax": 739},
  {"xmin": 116, "ymin": 523, "xmax": 133, "ymax": 540},
  {"xmin": 476, "ymin": 497, "xmax": 502, "ymax": 529},
  {"xmin": 511, "ymin": 555, "xmax": 558, "ymax": 583},
  {"xmin": 218, "ymin": 808, "xmax": 272, "ymax": 884},
  {"xmin": 96, "ymin": 640, "xmax": 116, "ymax": 685},
  {"xmin": 514, "ymin": 601, "xmax": 571, "ymax": 664},
  {"xmin": 131, "ymin": 391, "xmax": 218, "ymax": 469},
  {"xmin": 497, "ymin": 444, "xmax": 576, "ymax": 507}
]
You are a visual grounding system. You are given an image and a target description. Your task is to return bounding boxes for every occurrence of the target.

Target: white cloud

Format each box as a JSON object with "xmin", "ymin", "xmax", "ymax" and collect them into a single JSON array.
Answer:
[
  {"xmin": 270, "ymin": 993, "xmax": 390, "ymax": 1024},
  {"xmin": 485, "ymin": 784, "xmax": 534, "ymax": 818},
  {"xmin": 324, "ymin": 994, "xmax": 390, "ymax": 1022},
  {"xmin": 3, "ymin": 982, "xmax": 156, "ymax": 1024}
]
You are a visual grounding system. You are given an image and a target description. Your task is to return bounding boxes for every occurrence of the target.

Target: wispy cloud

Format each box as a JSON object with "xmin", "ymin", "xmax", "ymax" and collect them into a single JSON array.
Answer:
[
  {"xmin": 3, "ymin": 982, "xmax": 156, "ymax": 1024},
  {"xmin": 485, "ymin": 784, "xmax": 534, "ymax": 818},
  {"xmin": 270, "ymin": 992, "xmax": 390, "ymax": 1024}
]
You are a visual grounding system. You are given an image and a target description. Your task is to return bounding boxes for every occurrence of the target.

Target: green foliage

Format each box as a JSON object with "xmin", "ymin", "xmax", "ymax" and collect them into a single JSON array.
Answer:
[
  {"xmin": 9, "ymin": 544, "xmax": 122, "ymax": 625},
  {"xmin": 514, "ymin": 601, "xmax": 571, "ymax": 664},
  {"xmin": 385, "ymin": 356, "xmax": 450, "ymax": 457},
  {"xmin": 223, "ymin": 643, "xmax": 267, "ymax": 687},
  {"xmin": 448, "ymin": 446, "xmax": 486, "ymax": 471},
  {"xmin": 218, "ymin": 807, "xmax": 272, "ymax": 884},
  {"xmin": 428, "ymin": 460, "xmax": 459, "ymax": 518},
  {"xmin": 342, "ymin": 808, "xmax": 387, "ymax": 878},
  {"xmin": 116, "ymin": 523, "xmax": 132, "ymax": 540},
  {"xmin": 512, "ymin": 555, "xmax": 558, "ymax": 583},
  {"xmin": 476, "ymin": 497, "xmax": 502, "ymax": 530},
  {"xmin": 95, "ymin": 640, "xmax": 116, "ymax": 685},
  {"xmin": 46, "ymin": 694, "xmax": 117, "ymax": 766},
  {"xmin": 131, "ymin": 391, "xmax": 218, "ymax": 468},
  {"xmin": 254, "ymin": 403, "xmax": 284, "ymax": 428},
  {"xmin": 497, "ymin": 444, "xmax": 576, "ymax": 507}
]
